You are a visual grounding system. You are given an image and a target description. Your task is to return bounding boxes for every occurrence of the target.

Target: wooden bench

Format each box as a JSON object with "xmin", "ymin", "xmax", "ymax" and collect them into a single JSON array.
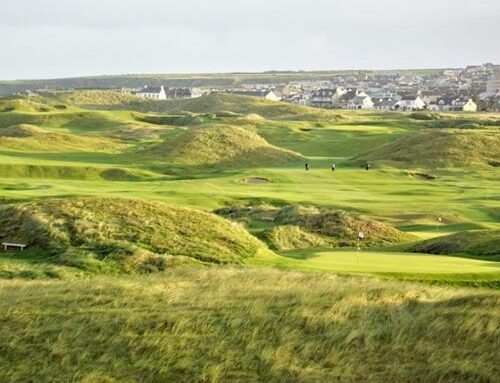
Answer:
[{"xmin": 2, "ymin": 242, "xmax": 27, "ymax": 252}]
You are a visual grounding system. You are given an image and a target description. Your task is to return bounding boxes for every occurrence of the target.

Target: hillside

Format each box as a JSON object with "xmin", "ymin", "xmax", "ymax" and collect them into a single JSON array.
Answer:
[
  {"xmin": 406, "ymin": 229, "xmax": 500, "ymax": 257},
  {"xmin": 0, "ymin": 123, "xmax": 127, "ymax": 152},
  {"xmin": 103, "ymin": 93, "xmax": 339, "ymax": 120},
  {"xmin": 217, "ymin": 204, "xmax": 415, "ymax": 249},
  {"xmin": 356, "ymin": 129, "xmax": 500, "ymax": 167},
  {"xmin": 143, "ymin": 125, "xmax": 304, "ymax": 167},
  {"xmin": 0, "ymin": 97, "xmax": 56, "ymax": 113},
  {"xmin": 47, "ymin": 90, "xmax": 138, "ymax": 106},
  {"xmin": 0, "ymin": 197, "xmax": 271, "ymax": 272}
]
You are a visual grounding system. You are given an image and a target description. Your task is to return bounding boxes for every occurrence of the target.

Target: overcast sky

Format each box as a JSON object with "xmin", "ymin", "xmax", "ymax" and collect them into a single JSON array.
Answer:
[{"xmin": 1, "ymin": 0, "xmax": 499, "ymax": 80}]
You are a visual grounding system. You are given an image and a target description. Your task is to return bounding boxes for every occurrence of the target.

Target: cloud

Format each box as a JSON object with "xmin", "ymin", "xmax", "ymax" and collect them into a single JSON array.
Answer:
[{"xmin": 0, "ymin": 0, "xmax": 499, "ymax": 79}]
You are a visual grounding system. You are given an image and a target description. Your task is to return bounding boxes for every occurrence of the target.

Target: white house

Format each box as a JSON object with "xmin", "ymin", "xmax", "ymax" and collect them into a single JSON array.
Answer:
[
  {"xmin": 373, "ymin": 97, "xmax": 396, "ymax": 110},
  {"xmin": 462, "ymin": 99, "xmax": 477, "ymax": 112},
  {"xmin": 264, "ymin": 90, "xmax": 281, "ymax": 101},
  {"xmin": 346, "ymin": 95, "xmax": 374, "ymax": 109},
  {"xmin": 136, "ymin": 85, "xmax": 167, "ymax": 100},
  {"xmin": 394, "ymin": 96, "xmax": 426, "ymax": 111}
]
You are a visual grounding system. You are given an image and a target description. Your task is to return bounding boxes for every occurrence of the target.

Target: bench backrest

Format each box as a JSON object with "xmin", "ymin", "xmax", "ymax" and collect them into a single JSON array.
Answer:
[{"xmin": 2, "ymin": 242, "xmax": 27, "ymax": 248}]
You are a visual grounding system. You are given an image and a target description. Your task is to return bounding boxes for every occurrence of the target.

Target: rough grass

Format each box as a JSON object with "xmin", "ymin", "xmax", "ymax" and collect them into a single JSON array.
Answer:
[
  {"xmin": 407, "ymin": 229, "xmax": 500, "ymax": 257},
  {"xmin": 0, "ymin": 197, "xmax": 271, "ymax": 272},
  {"xmin": 132, "ymin": 112, "xmax": 207, "ymax": 126},
  {"xmin": 218, "ymin": 204, "xmax": 414, "ymax": 248},
  {"xmin": 0, "ymin": 123, "xmax": 127, "ymax": 152},
  {"xmin": 261, "ymin": 225, "xmax": 330, "ymax": 251},
  {"xmin": 143, "ymin": 125, "xmax": 304, "ymax": 167},
  {"xmin": 47, "ymin": 90, "xmax": 138, "ymax": 106},
  {"xmin": 357, "ymin": 129, "xmax": 500, "ymax": 167},
  {"xmin": 0, "ymin": 97, "xmax": 54, "ymax": 113},
  {"xmin": 0, "ymin": 267, "xmax": 498, "ymax": 382},
  {"xmin": 112, "ymin": 93, "xmax": 342, "ymax": 121},
  {"xmin": 0, "ymin": 123, "xmax": 46, "ymax": 137},
  {"xmin": 0, "ymin": 164, "xmax": 156, "ymax": 181}
]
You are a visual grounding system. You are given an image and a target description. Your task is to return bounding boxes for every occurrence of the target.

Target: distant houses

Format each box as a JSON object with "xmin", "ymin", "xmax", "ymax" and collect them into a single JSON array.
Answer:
[
  {"xmin": 394, "ymin": 96, "xmax": 426, "ymax": 111},
  {"xmin": 346, "ymin": 95, "xmax": 374, "ymax": 109},
  {"xmin": 231, "ymin": 89, "xmax": 281, "ymax": 101},
  {"xmin": 135, "ymin": 85, "xmax": 202, "ymax": 100},
  {"xmin": 373, "ymin": 97, "xmax": 396, "ymax": 110},
  {"xmin": 427, "ymin": 97, "xmax": 477, "ymax": 112},
  {"xmin": 136, "ymin": 85, "xmax": 167, "ymax": 100},
  {"xmin": 309, "ymin": 88, "xmax": 347, "ymax": 108}
]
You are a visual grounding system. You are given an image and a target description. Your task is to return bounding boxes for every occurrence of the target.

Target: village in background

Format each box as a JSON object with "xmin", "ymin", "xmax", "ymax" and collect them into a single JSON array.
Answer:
[{"xmin": 10, "ymin": 63, "xmax": 500, "ymax": 112}]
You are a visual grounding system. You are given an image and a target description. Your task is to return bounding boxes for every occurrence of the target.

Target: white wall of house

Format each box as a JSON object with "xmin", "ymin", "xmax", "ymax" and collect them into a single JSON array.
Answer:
[
  {"xmin": 264, "ymin": 90, "xmax": 281, "ymax": 101},
  {"xmin": 463, "ymin": 99, "xmax": 477, "ymax": 112},
  {"xmin": 136, "ymin": 85, "xmax": 167, "ymax": 100}
]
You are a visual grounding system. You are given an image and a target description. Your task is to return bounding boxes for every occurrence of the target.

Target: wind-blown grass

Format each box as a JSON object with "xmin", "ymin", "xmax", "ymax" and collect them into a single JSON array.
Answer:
[
  {"xmin": 0, "ymin": 197, "xmax": 271, "ymax": 272},
  {"xmin": 0, "ymin": 267, "xmax": 498, "ymax": 382}
]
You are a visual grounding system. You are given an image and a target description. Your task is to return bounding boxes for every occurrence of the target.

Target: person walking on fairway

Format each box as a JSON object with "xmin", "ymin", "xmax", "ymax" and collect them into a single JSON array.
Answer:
[
  {"xmin": 305, "ymin": 162, "xmax": 309, "ymax": 171},
  {"xmin": 331, "ymin": 163, "xmax": 336, "ymax": 172},
  {"xmin": 365, "ymin": 162, "xmax": 370, "ymax": 171}
]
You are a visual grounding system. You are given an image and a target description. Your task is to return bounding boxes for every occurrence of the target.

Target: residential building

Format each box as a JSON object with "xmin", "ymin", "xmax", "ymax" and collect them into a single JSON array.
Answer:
[
  {"xmin": 346, "ymin": 95, "xmax": 374, "ymax": 109},
  {"xmin": 462, "ymin": 99, "xmax": 477, "ymax": 112},
  {"xmin": 394, "ymin": 96, "xmax": 426, "ymax": 111},
  {"xmin": 487, "ymin": 71, "xmax": 500, "ymax": 93},
  {"xmin": 309, "ymin": 88, "xmax": 347, "ymax": 108},
  {"xmin": 136, "ymin": 85, "xmax": 167, "ymax": 100}
]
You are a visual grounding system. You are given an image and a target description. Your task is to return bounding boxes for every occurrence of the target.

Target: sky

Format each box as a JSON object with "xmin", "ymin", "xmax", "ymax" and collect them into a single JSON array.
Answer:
[{"xmin": 1, "ymin": 0, "xmax": 499, "ymax": 80}]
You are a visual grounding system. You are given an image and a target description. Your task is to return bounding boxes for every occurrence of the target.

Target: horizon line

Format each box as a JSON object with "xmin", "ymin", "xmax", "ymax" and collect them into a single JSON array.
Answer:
[{"xmin": 2, "ymin": 64, "xmax": 495, "ymax": 83}]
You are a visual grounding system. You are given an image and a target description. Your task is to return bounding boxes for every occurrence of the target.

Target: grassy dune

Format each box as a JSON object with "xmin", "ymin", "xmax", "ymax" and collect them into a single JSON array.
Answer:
[
  {"xmin": 0, "ymin": 268, "xmax": 499, "ymax": 382},
  {"xmin": 0, "ymin": 124, "xmax": 127, "ymax": 152},
  {"xmin": 143, "ymin": 125, "xmax": 304, "ymax": 167},
  {"xmin": 109, "ymin": 93, "xmax": 342, "ymax": 121},
  {"xmin": 407, "ymin": 229, "xmax": 500, "ymax": 257},
  {"xmin": 0, "ymin": 197, "xmax": 271, "ymax": 278},
  {"xmin": 357, "ymin": 129, "xmax": 500, "ymax": 167}
]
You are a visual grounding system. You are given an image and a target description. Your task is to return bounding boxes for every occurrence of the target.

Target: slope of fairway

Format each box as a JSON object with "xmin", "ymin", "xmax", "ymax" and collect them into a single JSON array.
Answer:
[
  {"xmin": 407, "ymin": 229, "xmax": 500, "ymax": 257},
  {"xmin": 357, "ymin": 129, "xmax": 500, "ymax": 167},
  {"xmin": 0, "ymin": 123, "xmax": 127, "ymax": 152},
  {"xmin": 0, "ymin": 268, "xmax": 498, "ymax": 382},
  {"xmin": 0, "ymin": 197, "xmax": 271, "ymax": 271},
  {"xmin": 144, "ymin": 125, "xmax": 304, "ymax": 167}
]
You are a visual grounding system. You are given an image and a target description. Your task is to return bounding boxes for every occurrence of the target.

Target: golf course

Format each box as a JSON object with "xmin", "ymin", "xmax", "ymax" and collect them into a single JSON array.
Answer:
[{"xmin": 0, "ymin": 91, "xmax": 499, "ymax": 382}]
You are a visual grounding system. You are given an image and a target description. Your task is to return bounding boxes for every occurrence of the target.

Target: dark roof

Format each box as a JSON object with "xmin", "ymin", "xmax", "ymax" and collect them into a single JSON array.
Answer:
[
  {"xmin": 339, "ymin": 90, "xmax": 357, "ymax": 101},
  {"xmin": 311, "ymin": 88, "xmax": 336, "ymax": 97},
  {"xmin": 232, "ymin": 90, "xmax": 269, "ymax": 97},
  {"xmin": 166, "ymin": 88, "xmax": 192, "ymax": 97}
]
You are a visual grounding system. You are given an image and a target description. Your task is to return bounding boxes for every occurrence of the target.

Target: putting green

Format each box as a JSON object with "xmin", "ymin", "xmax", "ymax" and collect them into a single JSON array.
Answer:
[{"xmin": 264, "ymin": 250, "xmax": 500, "ymax": 276}]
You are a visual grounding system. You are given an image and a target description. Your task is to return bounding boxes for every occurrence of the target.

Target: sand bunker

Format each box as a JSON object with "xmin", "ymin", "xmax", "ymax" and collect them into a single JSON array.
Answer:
[{"xmin": 245, "ymin": 177, "xmax": 272, "ymax": 184}]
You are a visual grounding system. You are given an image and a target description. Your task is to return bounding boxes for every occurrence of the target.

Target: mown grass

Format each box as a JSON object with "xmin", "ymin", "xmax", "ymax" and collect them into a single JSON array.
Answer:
[{"xmin": 0, "ymin": 267, "xmax": 499, "ymax": 382}]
